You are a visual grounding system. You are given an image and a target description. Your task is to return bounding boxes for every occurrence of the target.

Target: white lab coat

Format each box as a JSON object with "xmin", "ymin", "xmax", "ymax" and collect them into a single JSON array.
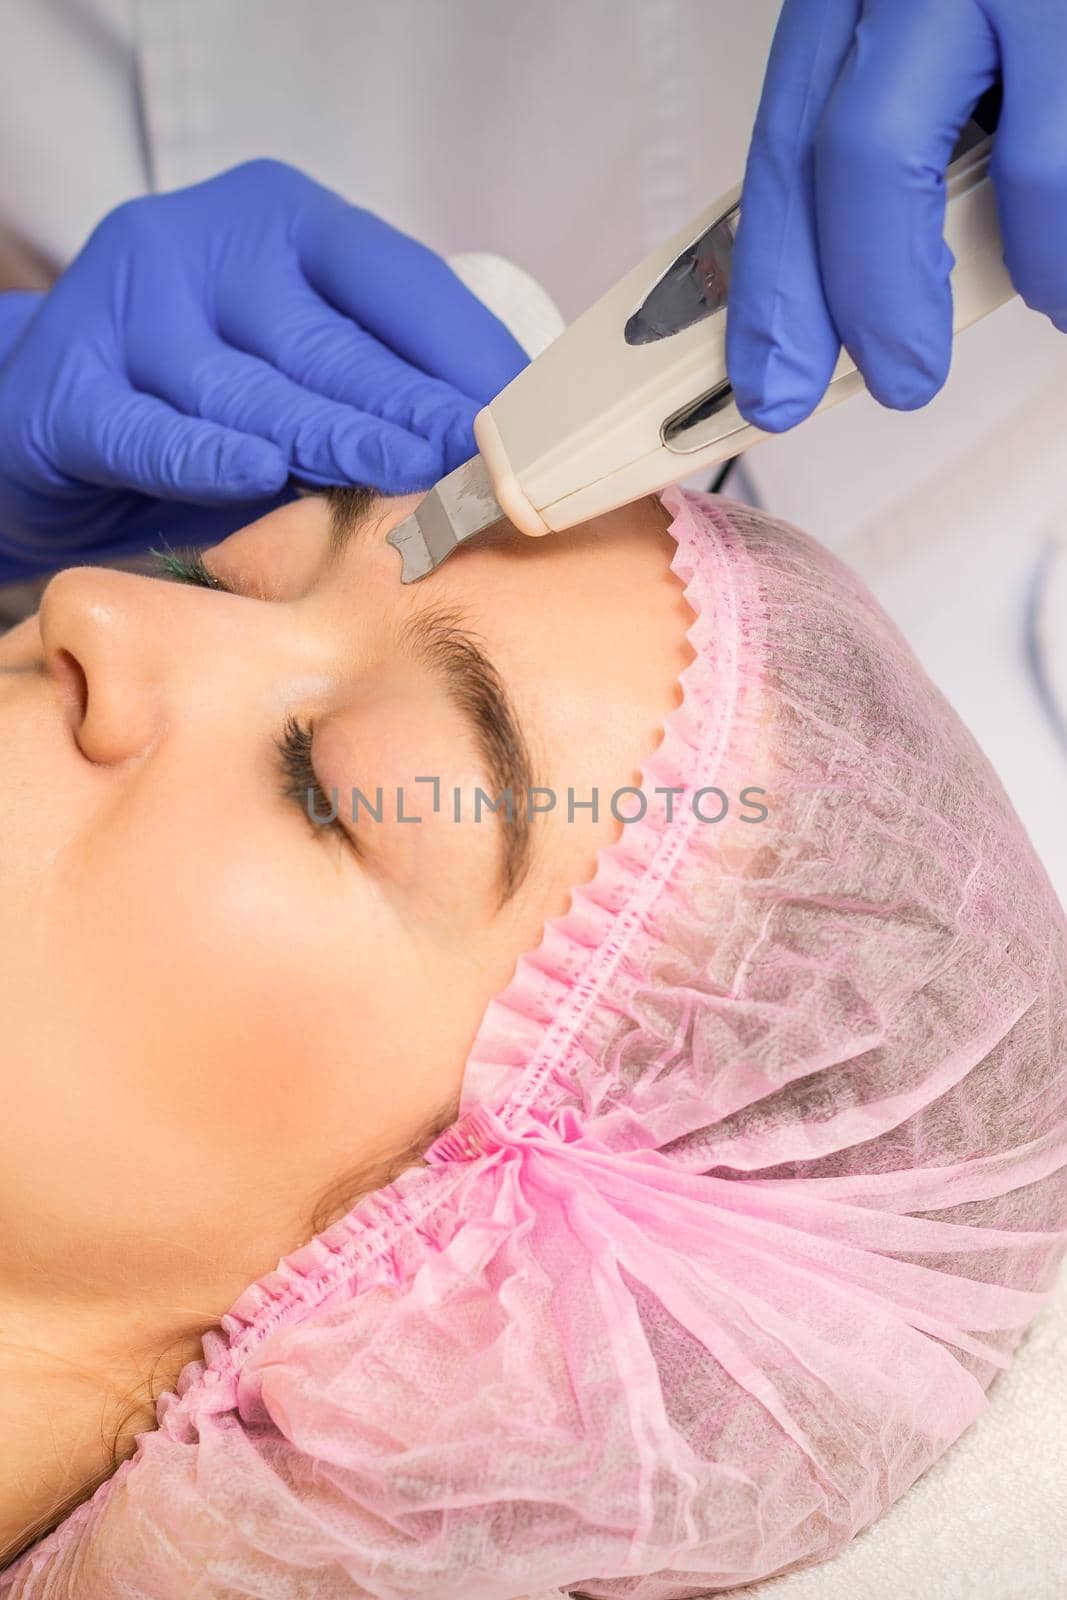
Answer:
[{"xmin": 2, "ymin": 0, "xmax": 1067, "ymax": 908}]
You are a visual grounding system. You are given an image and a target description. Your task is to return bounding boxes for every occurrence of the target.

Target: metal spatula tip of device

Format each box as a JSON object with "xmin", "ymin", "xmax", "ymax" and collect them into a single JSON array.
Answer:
[{"xmin": 386, "ymin": 455, "xmax": 504, "ymax": 583}]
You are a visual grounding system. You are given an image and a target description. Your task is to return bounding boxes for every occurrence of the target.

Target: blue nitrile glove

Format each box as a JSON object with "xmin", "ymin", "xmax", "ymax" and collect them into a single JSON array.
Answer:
[
  {"xmin": 726, "ymin": 0, "xmax": 1067, "ymax": 432},
  {"xmin": 0, "ymin": 159, "xmax": 529, "ymax": 582}
]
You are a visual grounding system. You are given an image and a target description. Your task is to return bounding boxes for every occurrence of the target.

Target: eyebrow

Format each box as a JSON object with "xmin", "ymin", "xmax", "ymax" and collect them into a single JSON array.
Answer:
[{"xmin": 324, "ymin": 487, "xmax": 537, "ymax": 903}]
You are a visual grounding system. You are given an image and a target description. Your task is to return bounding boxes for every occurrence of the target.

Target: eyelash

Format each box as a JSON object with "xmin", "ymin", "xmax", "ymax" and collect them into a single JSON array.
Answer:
[
  {"xmin": 274, "ymin": 714, "xmax": 351, "ymax": 847},
  {"xmin": 149, "ymin": 546, "xmax": 351, "ymax": 850},
  {"xmin": 149, "ymin": 546, "xmax": 233, "ymax": 592}
]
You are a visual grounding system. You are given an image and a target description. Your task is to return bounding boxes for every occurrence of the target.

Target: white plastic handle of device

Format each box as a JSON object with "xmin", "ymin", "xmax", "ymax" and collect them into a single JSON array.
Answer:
[{"xmin": 474, "ymin": 134, "xmax": 1014, "ymax": 537}]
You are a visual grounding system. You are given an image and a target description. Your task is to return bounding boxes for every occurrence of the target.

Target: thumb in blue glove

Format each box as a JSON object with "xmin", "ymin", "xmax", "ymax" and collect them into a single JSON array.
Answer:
[
  {"xmin": 726, "ymin": 0, "xmax": 1066, "ymax": 433},
  {"xmin": 0, "ymin": 160, "xmax": 529, "ymax": 580}
]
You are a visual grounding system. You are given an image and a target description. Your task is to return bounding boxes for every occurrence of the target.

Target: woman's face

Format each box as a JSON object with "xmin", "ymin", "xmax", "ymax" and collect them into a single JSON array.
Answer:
[{"xmin": 0, "ymin": 490, "xmax": 692, "ymax": 1328}]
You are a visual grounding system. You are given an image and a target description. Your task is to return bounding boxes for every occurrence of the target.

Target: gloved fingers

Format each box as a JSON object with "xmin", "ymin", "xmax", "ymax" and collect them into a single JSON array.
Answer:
[
  {"xmin": 130, "ymin": 324, "xmax": 445, "ymax": 490},
  {"xmin": 117, "ymin": 486, "xmax": 302, "ymax": 562},
  {"xmin": 988, "ymin": 4, "xmax": 1067, "ymax": 330},
  {"xmin": 726, "ymin": 0, "xmax": 862, "ymax": 431},
  {"xmin": 813, "ymin": 0, "xmax": 998, "ymax": 409},
  {"xmin": 295, "ymin": 192, "xmax": 530, "ymax": 404},
  {"xmin": 12, "ymin": 485, "xmax": 303, "ymax": 571},
  {"xmin": 215, "ymin": 266, "xmax": 480, "ymax": 479},
  {"xmin": 53, "ymin": 370, "xmax": 288, "ymax": 504}
]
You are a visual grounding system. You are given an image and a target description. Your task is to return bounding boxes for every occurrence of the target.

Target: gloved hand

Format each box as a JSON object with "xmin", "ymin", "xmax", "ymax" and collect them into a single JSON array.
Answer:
[
  {"xmin": 726, "ymin": 0, "xmax": 1067, "ymax": 432},
  {"xmin": 0, "ymin": 159, "xmax": 529, "ymax": 577}
]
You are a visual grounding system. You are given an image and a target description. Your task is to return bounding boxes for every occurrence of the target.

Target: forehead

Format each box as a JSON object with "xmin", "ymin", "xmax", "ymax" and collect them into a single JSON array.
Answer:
[
  {"xmin": 212, "ymin": 488, "xmax": 680, "ymax": 652},
  {"xmin": 320, "ymin": 490, "xmax": 690, "ymax": 696},
  {"xmin": 326, "ymin": 488, "xmax": 545, "ymax": 590},
  {"xmin": 314, "ymin": 492, "xmax": 573, "ymax": 689}
]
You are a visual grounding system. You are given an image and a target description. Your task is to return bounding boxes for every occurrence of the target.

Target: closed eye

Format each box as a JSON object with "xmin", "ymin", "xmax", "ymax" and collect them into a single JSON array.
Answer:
[{"xmin": 275, "ymin": 713, "xmax": 356, "ymax": 852}]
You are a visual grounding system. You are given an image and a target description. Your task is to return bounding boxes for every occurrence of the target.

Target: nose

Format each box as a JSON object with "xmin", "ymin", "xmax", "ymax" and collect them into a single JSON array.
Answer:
[{"xmin": 39, "ymin": 565, "xmax": 188, "ymax": 764}]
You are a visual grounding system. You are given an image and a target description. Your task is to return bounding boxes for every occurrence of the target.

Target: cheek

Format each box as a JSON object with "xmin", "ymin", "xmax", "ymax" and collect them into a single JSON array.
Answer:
[
  {"xmin": 69, "ymin": 803, "xmax": 396, "ymax": 1134},
  {"xmin": 0, "ymin": 749, "xmax": 493, "ymax": 1304},
  {"xmin": 40, "ymin": 788, "xmax": 475, "ymax": 1193}
]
